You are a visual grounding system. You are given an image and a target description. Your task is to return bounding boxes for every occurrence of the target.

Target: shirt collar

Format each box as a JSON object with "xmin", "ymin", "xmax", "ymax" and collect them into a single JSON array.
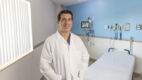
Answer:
[
  {"xmin": 56, "ymin": 30, "xmax": 63, "ymax": 39},
  {"xmin": 56, "ymin": 30, "xmax": 71, "ymax": 45}
]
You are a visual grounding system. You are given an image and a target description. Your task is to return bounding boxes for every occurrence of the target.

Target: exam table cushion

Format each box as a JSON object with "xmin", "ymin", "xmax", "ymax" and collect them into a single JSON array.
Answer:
[{"xmin": 85, "ymin": 52, "xmax": 135, "ymax": 80}]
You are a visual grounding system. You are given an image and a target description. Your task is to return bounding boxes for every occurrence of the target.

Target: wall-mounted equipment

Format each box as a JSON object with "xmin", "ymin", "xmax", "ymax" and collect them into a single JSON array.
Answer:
[
  {"xmin": 82, "ymin": 16, "xmax": 95, "ymax": 41},
  {"xmin": 112, "ymin": 24, "xmax": 119, "ymax": 30},
  {"xmin": 81, "ymin": 21, "xmax": 89, "ymax": 28},
  {"xmin": 104, "ymin": 25, "xmax": 111, "ymax": 29},
  {"xmin": 105, "ymin": 24, "xmax": 124, "ymax": 40},
  {"xmin": 104, "ymin": 25, "xmax": 107, "ymax": 29},
  {"xmin": 119, "ymin": 25, "xmax": 122, "ymax": 40},
  {"xmin": 104, "ymin": 25, "xmax": 110, "ymax": 29},
  {"xmin": 113, "ymin": 24, "xmax": 119, "ymax": 39},
  {"xmin": 136, "ymin": 24, "xmax": 142, "ymax": 30},
  {"xmin": 88, "ymin": 17, "xmax": 94, "ymax": 34},
  {"xmin": 124, "ymin": 23, "xmax": 130, "ymax": 31}
]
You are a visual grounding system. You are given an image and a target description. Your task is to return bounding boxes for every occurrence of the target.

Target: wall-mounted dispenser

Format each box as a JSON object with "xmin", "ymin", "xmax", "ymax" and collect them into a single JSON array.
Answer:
[
  {"xmin": 124, "ymin": 23, "xmax": 130, "ymax": 31},
  {"xmin": 136, "ymin": 24, "xmax": 142, "ymax": 30}
]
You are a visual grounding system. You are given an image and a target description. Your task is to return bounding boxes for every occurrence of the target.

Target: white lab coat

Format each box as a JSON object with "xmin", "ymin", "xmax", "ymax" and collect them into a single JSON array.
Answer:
[{"xmin": 40, "ymin": 31, "xmax": 89, "ymax": 80}]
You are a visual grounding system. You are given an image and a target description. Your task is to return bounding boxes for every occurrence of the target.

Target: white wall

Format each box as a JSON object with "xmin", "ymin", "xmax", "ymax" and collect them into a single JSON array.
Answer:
[
  {"xmin": 0, "ymin": 0, "xmax": 58, "ymax": 80},
  {"xmin": 80, "ymin": 36, "xmax": 142, "ymax": 74},
  {"xmin": 31, "ymin": 0, "xmax": 57, "ymax": 46}
]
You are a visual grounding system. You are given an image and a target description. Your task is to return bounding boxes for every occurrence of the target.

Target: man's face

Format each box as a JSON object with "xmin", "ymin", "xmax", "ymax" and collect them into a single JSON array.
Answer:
[{"xmin": 58, "ymin": 13, "xmax": 72, "ymax": 33}]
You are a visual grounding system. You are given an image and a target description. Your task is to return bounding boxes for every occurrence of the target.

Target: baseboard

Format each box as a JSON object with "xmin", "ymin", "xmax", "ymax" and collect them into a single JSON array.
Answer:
[{"xmin": 133, "ymin": 72, "xmax": 142, "ymax": 78}]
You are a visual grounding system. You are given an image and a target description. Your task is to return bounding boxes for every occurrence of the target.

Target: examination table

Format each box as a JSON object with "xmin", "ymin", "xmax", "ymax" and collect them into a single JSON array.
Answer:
[{"xmin": 85, "ymin": 52, "xmax": 135, "ymax": 80}]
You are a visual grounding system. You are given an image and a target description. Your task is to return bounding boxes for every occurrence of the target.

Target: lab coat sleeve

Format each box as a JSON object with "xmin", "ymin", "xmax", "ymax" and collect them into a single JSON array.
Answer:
[
  {"xmin": 79, "ymin": 41, "xmax": 89, "ymax": 80},
  {"xmin": 40, "ymin": 40, "xmax": 62, "ymax": 80}
]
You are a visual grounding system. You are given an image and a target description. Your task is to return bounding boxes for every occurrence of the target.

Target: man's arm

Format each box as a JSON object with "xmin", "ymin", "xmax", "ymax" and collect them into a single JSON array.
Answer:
[
  {"xmin": 40, "ymin": 41, "xmax": 62, "ymax": 80},
  {"xmin": 79, "ymin": 41, "xmax": 89, "ymax": 80}
]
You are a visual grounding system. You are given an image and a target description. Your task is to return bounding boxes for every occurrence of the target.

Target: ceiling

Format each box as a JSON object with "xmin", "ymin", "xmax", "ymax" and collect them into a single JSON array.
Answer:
[{"xmin": 52, "ymin": 0, "xmax": 89, "ymax": 6}]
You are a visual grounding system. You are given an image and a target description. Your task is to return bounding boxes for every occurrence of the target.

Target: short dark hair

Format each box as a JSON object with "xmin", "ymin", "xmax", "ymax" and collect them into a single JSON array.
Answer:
[{"xmin": 57, "ymin": 10, "xmax": 73, "ymax": 21}]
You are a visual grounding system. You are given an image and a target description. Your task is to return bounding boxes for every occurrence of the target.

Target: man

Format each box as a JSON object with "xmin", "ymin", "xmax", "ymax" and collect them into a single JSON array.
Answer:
[{"xmin": 40, "ymin": 10, "xmax": 89, "ymax": 80}]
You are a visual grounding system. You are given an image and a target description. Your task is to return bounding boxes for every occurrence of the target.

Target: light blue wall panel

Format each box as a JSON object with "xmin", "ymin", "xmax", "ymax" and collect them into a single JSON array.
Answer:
[{"xmin": 67, "ymin": 0, "xmax": 142, "ymax": 40}]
